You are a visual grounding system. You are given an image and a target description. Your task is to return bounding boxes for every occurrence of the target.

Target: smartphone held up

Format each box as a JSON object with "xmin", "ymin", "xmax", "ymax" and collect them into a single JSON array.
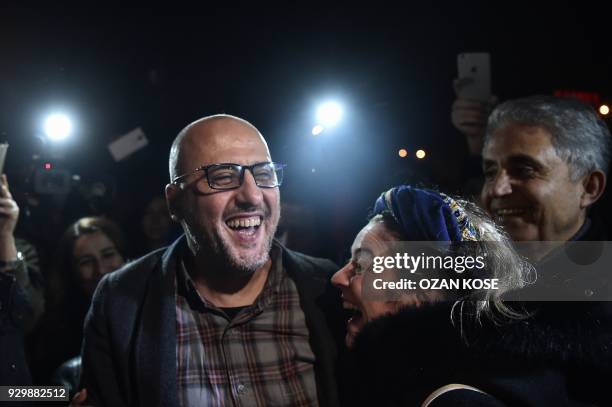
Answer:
[
  {"xmin": 0, "ymin": 143, "xmax": 8, "ymax": 175},
  {"xmin": 456, "ymin": 52, "xmax": 491, "ymax": 102}
]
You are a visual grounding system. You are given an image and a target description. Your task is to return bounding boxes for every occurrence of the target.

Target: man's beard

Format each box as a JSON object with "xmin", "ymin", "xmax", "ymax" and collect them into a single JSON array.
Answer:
[
  {"xmin": 213, "ymin": 226, "xmax": 274, "ymax": 275},
  {"xmin": 184, "ymin": 214, "xmax": 278, "ymax": 278}
]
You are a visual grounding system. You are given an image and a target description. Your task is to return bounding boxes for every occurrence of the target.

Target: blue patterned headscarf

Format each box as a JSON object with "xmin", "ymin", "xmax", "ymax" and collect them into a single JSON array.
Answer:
[{"xmin": 372, "ymin": 185, "xmax": 480, "ymax": 242}]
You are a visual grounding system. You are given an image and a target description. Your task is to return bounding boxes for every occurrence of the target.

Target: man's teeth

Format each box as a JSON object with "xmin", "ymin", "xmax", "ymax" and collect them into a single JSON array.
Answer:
[
  {"xmin": 227, "ymin": 217, "xmax": 262, "ymax": 229},
  {"xmin": 495, "ymin": 208, "xmax": 524, "ymax": 216}
]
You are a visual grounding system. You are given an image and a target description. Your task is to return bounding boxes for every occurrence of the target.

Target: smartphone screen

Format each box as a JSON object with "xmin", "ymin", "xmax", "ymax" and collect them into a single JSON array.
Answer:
[
  {"xmin": 457, "ymin": 52, "xmax": 491, "ymax": 102},
  {"xmin": 0, "ymin": 143, "xmax": 8, "ymax": 174}
]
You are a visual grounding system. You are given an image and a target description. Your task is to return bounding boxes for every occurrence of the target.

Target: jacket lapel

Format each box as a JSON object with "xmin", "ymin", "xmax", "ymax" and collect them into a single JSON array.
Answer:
[
  {"xmin": 135, "ymin": 237, "xmax": 184, "ymax": 407},
  {"xmin": 283, "ymin": 248, "xmax": 343, "ymax": 407}
]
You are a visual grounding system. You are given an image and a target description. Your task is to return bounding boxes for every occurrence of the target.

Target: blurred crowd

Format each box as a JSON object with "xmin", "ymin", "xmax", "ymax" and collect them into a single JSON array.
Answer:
[{"xmin": 0, "ymin": 182, "xmax": 182, "ymax": 389}]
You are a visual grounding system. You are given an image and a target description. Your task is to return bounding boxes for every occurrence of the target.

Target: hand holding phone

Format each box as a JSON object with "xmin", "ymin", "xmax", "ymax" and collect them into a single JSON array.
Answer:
[{"xmin": 0, "ymin": 173, "xmax": 19, "ymax": 239}]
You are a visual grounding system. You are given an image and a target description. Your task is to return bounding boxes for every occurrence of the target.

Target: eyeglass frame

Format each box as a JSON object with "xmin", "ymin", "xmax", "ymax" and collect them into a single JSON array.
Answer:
[{"xmin": 171, "ymin": 161, "xmax": 287, "ymax": 190}]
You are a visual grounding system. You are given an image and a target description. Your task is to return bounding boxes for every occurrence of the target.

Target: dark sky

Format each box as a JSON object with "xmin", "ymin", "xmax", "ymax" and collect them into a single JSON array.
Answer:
[{"xmin": 1, "ymin": 3, "xmax": 609, "ymax": 257}]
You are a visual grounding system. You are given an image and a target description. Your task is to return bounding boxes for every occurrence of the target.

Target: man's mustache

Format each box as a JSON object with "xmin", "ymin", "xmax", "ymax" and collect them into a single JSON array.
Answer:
[{"xmin": 223, "ymin": 205, "xmax": 271, "ymax": 220}]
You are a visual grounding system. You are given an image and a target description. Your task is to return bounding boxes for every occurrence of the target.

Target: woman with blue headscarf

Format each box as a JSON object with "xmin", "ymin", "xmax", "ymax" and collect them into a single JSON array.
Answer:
[{"xmin": 332, "ymin": 186, "xmax": 589, "ymax": 406}]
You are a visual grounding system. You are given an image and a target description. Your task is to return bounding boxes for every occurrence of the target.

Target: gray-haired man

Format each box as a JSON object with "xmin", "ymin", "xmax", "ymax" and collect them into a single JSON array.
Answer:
[
  {"xmin": 481, "ymin": 95, "xmax": 610, "ymax": 242},
  {"xmin": 480, "ymin": 95, "xmax": 612, "ymax": 405}
]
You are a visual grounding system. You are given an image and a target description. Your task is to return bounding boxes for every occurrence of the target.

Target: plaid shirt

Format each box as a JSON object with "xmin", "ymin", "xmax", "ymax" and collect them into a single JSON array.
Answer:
[{"xmin": 175, "ymin": 243, "xmax": 318, "ymax": 407}]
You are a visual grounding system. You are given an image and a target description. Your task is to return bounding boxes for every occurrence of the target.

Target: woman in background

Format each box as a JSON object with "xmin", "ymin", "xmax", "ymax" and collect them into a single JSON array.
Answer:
[{"xmin": 32, "ymin": 217, "xmax": 126, "ymax": 387}]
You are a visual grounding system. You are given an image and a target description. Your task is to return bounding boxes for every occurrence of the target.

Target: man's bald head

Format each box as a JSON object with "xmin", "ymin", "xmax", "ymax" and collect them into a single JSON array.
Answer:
[{"xmin": 169, "ymin": 114, "xmax": 269, "ymax": 181}]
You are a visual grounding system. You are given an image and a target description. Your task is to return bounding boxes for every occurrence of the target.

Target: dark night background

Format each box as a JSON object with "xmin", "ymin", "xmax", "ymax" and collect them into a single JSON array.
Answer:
[{"xmin": 1, "ymin": 3, "xmax": 610, "ymax": 261}]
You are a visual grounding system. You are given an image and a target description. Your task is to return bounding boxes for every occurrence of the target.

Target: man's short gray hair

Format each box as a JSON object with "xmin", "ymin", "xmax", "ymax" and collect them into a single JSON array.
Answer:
[{"xmin": 485, "ymin": 95, "xmax": 611, "ymax": 181}]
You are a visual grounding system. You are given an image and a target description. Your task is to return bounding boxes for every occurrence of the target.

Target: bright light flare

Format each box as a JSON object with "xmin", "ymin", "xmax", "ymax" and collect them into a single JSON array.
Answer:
[
  {"xmin": 312, "ymin": 124, "xmax": 324, "ymax": 135},
  {"xmin": 316, "ymin": 101, "xmax": 343, "ymax": 127},
  {"xmin": 599, "ymin": 104, "xmax": 610, "ymax": 116},
  {"xmin": 416, "ymin": 149, "xmax": 426, "ymax": 159},
  {"xmin": 398, "ymin": 148, "xmax": 408, "ymax": 158},
  {"xmin": 44, "ymin": 113, "xmax": 73, "ymax": 141}
]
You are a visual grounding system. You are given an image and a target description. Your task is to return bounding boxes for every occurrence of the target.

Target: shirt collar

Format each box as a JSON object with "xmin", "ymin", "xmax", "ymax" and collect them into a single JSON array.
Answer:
[{"xmin": 176, "ymin": 240, "xmax": 285, "ymax": 314}]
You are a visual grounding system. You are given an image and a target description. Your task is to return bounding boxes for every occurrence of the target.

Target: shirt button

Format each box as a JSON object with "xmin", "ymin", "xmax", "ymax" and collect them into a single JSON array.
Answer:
[{"xmin": 236, "ymin": 384, "xmax": 246, "ymax": 395}]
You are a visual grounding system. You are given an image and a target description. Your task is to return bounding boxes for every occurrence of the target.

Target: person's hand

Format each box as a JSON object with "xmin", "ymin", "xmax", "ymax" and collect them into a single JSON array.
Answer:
[
  {"xmin": 69, "ymin": 389, "xmax": 89, "ymax": 406},
  {"xmin": 0, "ymin": 174, "xmax": 19, "ymax": 262},
  {"xmin": 452, "ymin": 78, "xmax": 498, "ymax": 156},
  {"xmin": 0, "ymin": 174, "xmax": 19, "ymax": 237}
]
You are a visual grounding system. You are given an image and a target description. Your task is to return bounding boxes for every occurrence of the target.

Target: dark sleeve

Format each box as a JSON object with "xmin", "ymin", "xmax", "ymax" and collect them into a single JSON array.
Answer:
[
  {"xmin": 1, "ymin": 239, "xmax": 45, "ymax": 334},
  {"xmin": 81, "ymin": 275, "xmax": 128, "ymax": 407},
  {"xmin": 0, "ymin": 272, "xmax": 32, "ymax": 385}
]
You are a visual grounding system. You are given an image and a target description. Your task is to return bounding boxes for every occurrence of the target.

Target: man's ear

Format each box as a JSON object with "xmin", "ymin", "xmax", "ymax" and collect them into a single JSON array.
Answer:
[
  {"xmin": 580, "ymin": 170, "xmax": 606, "ymax": 208},
  {"xmin": 165, "ymin": 183, "xmax": 182, "ymax": 222}
]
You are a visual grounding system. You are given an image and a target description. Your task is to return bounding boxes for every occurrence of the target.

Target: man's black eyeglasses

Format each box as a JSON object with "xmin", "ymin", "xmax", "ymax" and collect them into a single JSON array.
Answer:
[{"xmin": 172, "ymin": 162, "xmax": 286, "ymax": 190}]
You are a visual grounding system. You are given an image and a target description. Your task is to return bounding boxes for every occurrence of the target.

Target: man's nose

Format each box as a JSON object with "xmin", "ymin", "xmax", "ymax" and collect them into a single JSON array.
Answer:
[
  {"xmin": 331, "ymin": 264, "xmax": 351, "ymax": 288},
  {"xmin": 491, "ymin": 170, "xmax": 512, "ymax": 196},
  {"xmin": 235, "ymin": 169, "xmax": 264, "ymax": 205}
]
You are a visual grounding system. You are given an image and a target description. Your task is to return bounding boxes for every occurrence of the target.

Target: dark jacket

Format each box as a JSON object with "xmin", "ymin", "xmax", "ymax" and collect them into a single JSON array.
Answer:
[
  {"xmin": 0, "ymin": 239, "xmax": 44, "ymax": 386},
  {"xmin": 81, "ymin": 236, "xmax": 345, "ymax": 407},
  {"xmin": 517, "ymin": 217, "xmax": 612, "ymax": 301},
  {"xmin": 349, "ymin": 301, "xmax": 612, "ymax": 407},
  {"xmin": 0, "ymin": 272, "xmax": 32, "ymax": 386}
]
